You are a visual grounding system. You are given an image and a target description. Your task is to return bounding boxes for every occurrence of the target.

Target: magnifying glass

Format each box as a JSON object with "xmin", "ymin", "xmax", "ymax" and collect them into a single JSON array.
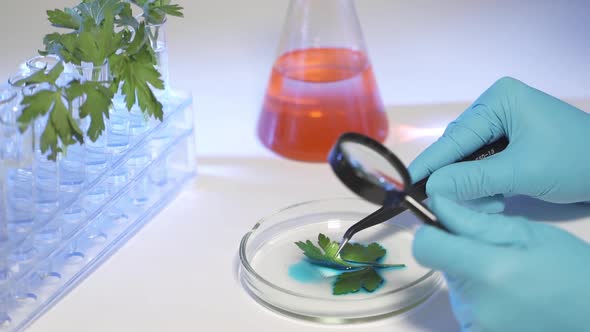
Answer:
[{"xmin": 328, "ymin": 132, "xmax": 509, "ymax": 255}]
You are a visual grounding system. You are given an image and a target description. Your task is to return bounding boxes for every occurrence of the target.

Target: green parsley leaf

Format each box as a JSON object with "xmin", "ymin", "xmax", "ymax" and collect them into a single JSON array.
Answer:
[
  {"xmin": 17, "ymin": 63, "xmax": 65, "ymax": 132},
  {"xmin": 44, "ymin": 2, "xmax": 126, "ymax": 66},
  {"xmin": 50, "ymin": 33, "xmax": 81, "ymax": 65},
  {"xmin": 340, "ymin": 243, "xmax": 386, "ymax": 264},
  {"xmin": 115, "ymin": 3, "xmax": 138, "ymax": 28},
  {"xmin": 40, "ymin": 123, "xmax": 60, "ymax": 160},
  {"xmin": 69, "ymin": 81, "xmax": 114, "ymax": 141},
  {"xmin": 18, "ymin": 90, "xmax": 57, "ymax": 132},
  {"xmin": 77, "ymin": 0, "xmax": 126, "ymax": 26},
  {"xmin": 111, "ymin": 44, "xmax": 164, "ymax": 120},
  {"xmin": 50, "ymin": 91, "xmax": 84, "ymax": 146},
  {"xmin": 20, "ymin": 86, "xmax": 85, "ymax": 160},
  {"xmin": 131, "ymin": 0, "xmax": 184, "ymax": 24},
  {"xmin": 45, "ymin": 89, "xmax": 84, "ymax": 159},
  {"xmin": 125, "ymin": 21, "xmax": 147, "ymax": 55},
  {"xmin": 47, "ymin": 8, "xmax": 82, "ymax": 30},
  {"xmin": 159, "ymin": 4, "xmax": 184, "ymax": 17},
  {"xmin": 78, "ymin": 31, "xmax": 103, "ymax": 65},
  {"xmin": 333, "ymin": 267, "xmax": 383, "ymax": 295},
  {"xmin": 317, "ymin": 233, "xmax": 341, "ymax": 259},
  {"xmin": 295, "ymin": 234, "xmax": 352, "ymax": 269},
  {"xmin": 40, "ymin": 33, "xmax": 64, "ymax": 57},
  {"xmin": 295, "ymin": 240, "xmax": 325, "ymax": 262},
  {"xmin": 15, "ymin": 62, "xmax": 64, "ymax": 87},
  {"xmin": 340, "ymin": 242, "xmax": 406, "ymax": 269},
  {"xmin": 20, "ymin": 0, "xmax": 184, "ymax": 161},
  {"xmin": 295, "ymin": 233, "xmax": 407, "ymax": 296}
]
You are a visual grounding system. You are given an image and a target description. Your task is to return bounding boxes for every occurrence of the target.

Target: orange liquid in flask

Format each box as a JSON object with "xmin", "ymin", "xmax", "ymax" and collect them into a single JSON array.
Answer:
[{"xmin": 257, "ymin": 48, "xmax": 389, "ymax": 162}]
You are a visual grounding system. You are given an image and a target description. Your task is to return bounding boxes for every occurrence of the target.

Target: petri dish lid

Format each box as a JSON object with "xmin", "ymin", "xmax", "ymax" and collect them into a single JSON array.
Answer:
[{"xmin": 239, "ymin": 198, "xmax": 442, "ymax": 324}]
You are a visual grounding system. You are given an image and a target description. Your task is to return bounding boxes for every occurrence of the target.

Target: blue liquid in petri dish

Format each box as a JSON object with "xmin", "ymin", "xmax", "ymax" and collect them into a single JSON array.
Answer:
[
  {"xmin": 288, "ymin": 260, "xmax": 324, "ymax": 283},
  {"xmin": 288, "ymin": 260, "xmax": 353, "ymax": 283},
  {"xmin": 288, "ymin": 258, "xmax": 407, "ymax": 290}
]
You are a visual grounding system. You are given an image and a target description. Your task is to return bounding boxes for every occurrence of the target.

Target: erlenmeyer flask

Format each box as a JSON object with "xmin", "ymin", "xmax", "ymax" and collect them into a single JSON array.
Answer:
[{"xmin": 257, "ymin": 0, "xmax": 389, "ymax": 162}]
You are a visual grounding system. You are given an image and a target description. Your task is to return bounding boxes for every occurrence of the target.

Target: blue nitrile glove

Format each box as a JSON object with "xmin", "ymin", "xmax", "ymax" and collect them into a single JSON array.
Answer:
[
  {"xmin": 408, "ymin": 77, "xmax": 590, "ymax": 211},
  {"xmin": 413, "ymin": 195, "xmax": 590, "ymax": 332}
]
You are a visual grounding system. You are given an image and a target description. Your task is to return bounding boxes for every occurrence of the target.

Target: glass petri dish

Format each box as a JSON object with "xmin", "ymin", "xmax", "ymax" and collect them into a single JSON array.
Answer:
[{"xmin": 239, "ymin": 198, "xmax": 442, "ymax": 324}]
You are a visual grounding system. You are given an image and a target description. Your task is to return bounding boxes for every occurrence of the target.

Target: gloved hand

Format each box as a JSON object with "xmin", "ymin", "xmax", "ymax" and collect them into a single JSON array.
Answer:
[
  {"xmin": 408, "ymin": 77, "xmax": 590, "ymax": 210},
  {"xmin": 413, "ymin": 195, "xmax": 590, "ymax": 332}
]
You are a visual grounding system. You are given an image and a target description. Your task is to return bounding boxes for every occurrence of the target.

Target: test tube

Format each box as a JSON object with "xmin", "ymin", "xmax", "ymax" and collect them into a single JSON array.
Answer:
[
  {"xmin": 59, "ymin": 65, "xmax": 87, "ymax": 223},
  {"xmin": 0, "ymin": 88, "xmax": 35, "ymax": 234},
  {"xmin": 142, "ymin": 16, "xmax": 170, "ymax": 99},
  {"xmin": 0, "ymin": 90, "xmax": 17, "ymax": 285},
  {"xmin": 72, "ymin": 63, "xmax": 110, "ymax": 208},
  {"xmin": 20, "ymin": 86, "xmax": 61, "ymax": 218},
  {"xmin": 107, "ymin": 98, "xmax": 130, "ymax": 155},
  {"xmin": 149, "ymin": 116, "xmax": 171, "ymax": 187},
  {"xmin": 73, "ymin": 62, "xmax": 110, "ymax": 174},
  {"xmin": 1, "ymin": 86, "xmax": 40, "ymax": 275},
  {"xmin": 21, "ymin": 86, "xmax": 62, "ymax": 247},
  {"xmin": 128, "ymin": 144, "xmax": 152, "ymax": 205},
  {"xmin": 20, "ymin": 59, "xmax": 64, "ymax": 245},
  {"xmin": 146, "ymin": 17, "xmax": 172, "ymax": 186}
]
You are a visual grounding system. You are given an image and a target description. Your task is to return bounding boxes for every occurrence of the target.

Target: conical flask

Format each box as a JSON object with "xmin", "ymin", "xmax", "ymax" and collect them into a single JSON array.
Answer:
[{"xmin": 257, "ymin": 0, "xmax": 389, "ymax": 162}]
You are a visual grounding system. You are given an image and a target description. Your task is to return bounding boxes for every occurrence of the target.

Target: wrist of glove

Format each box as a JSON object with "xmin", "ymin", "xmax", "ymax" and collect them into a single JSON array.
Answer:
[{"xmin": 412, "ymin": 195, "xmax": 590, "ymax": 332}]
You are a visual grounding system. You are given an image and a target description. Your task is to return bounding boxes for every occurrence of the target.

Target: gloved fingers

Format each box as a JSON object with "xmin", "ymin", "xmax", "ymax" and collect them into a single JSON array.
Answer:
[
  {"xmin": 408, "ymin": 106, "xmax": 505, "ymax": 183},
  {"xmin": 429, "ymin": 195, "xmax": 531, "ymax": 247},
  {"xmin": 426, "ymin": 154, "xmax": 515, "ymax": 201},
  {"xmin": 412, "ymin": 225, "xmax": 495, "ymax": 280},
  {"xmin": 460, "ymin": 195, "xmax": 505, "ymax": 214},
  {"xmin": 407, "ymin": 76, "xmax": 526, "ymax": 184}
]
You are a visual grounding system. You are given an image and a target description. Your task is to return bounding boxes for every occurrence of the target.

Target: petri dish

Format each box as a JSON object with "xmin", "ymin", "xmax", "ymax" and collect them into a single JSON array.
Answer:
[{"xmin": 239, "ymin": 198, "xmax": 442, "ymax": 324}]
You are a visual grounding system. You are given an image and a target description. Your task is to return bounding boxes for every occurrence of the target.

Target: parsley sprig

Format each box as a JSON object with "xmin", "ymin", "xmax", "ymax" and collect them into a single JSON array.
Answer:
[
  {"xmin": 131, "ymin": 0, "xmax": 184, "ymax": 25},
  {"xmin": 16, "ymin": 0, "xmax": 183, "ymax": 160},
  {"xmin": 296, "ymin": 234, "xmax": 406, "ymax": 295}
]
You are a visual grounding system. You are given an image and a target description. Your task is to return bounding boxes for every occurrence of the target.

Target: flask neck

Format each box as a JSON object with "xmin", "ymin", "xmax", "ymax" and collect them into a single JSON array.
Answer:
[{"xmin": 279, "ymin": 0, "xmax": 367, "ymax": 55}]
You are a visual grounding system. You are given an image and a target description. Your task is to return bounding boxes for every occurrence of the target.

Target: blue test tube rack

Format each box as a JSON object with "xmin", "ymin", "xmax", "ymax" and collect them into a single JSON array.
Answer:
[{"xmin": 0, "ymin": 90, "xmax": 196, "ymax": 331}]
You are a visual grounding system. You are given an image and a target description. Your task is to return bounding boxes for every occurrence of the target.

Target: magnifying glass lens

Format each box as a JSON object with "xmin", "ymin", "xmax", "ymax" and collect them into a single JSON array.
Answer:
[{"xmin": 341, "ymin": 141, "xmax": 406, "ymax": 192}]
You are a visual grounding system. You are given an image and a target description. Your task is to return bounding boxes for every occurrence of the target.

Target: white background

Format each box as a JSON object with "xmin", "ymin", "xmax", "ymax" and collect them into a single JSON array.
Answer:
[
  {"xmin": 1, "ymin": 0, "xmax": 588, "ymax": 157},
  {"xmin": 0, "ymin": 1, "xmax": 589, "ymax": 331}
]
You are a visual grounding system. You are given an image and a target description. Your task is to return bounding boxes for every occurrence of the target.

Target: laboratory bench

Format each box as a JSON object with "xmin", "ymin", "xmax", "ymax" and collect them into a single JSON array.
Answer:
[{"xmin": 26, "ymin": 99, "xmax": 590, "ymax": 332}]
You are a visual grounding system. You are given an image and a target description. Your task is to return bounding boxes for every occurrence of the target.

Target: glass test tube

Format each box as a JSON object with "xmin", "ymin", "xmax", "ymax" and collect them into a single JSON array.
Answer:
[
  {"xmin": 0, "ymin": 86, "xmax": 38, "ymax": 272},
  {"xmin": 145, "ymin": 17, "xmax": 170, "ymax": 97},
  {"xmin": 22, "ymin": 56, "xmax": 64, "ymax": 245},
  {"xmin": 0, "ymin": 87, "xmax": 35, "ymax": 234},
  {"xmin": 0, "ymin": 90, "xmax": 18, "ymax": 287}
]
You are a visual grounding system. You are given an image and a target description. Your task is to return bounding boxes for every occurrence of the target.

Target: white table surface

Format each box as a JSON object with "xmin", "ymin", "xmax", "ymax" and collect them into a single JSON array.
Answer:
[
  {"xmin": 24, "ymin": 98, "xmax": 590, "ymax": 332},
  {"xmin": 1, "ymin": 1, "xmax": 589, "ymax": 331}
]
